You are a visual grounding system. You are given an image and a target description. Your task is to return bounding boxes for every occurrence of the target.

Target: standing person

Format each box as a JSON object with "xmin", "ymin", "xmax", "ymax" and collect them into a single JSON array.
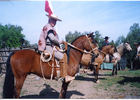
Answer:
[
  {"xmin": 38, "ymin": 14, "xmax": 74, "ymax": 82},
  {"xmin": 102, "ymin": 36, "xmax": 110, "ymax": 47}
]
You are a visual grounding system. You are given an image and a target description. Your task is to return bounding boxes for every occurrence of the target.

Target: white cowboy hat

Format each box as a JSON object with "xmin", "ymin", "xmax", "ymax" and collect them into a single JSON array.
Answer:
[{"xmin": 46, "ymin": 14, "xmax": 62, "ymax": 21}]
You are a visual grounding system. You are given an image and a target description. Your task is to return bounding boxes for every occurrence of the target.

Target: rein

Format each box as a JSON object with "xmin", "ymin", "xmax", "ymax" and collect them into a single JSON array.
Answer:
[
  {"xmin": 56, "ymin": 35, "xmax": 98, "ymax": 56},
  {"xmin": 67, "ymin": 43, "xmax": 95, "ymax": 55},
  {"xmin": 98, "ymin": 49, "xmax": 107, "ymax": 55},
  {"xmin": 66, "ymin": 35, "xmax": 98, "ymax": 56},
  {"xmin": 85, "ymin": 35, "xmax": 98, "ymax": 54},
  {"xmin": 98, "ymin": 46, "xmax": 114, "ymax": 57}
]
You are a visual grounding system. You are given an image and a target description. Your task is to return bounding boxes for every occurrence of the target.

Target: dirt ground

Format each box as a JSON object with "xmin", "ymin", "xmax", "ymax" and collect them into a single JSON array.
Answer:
[{"xmin": 0, "ymin": 69, "xmax": 140, "ymax": 99}]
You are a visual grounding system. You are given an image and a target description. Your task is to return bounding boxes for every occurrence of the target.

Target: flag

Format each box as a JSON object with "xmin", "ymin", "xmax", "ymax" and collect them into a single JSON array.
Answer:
[
  {"xmin": 45, "ymin": 0, "xmax": 59, "ymax": 35},
  {"xmin": 45, "ymin": 0, "xmax": 53, "ymax": 15}
]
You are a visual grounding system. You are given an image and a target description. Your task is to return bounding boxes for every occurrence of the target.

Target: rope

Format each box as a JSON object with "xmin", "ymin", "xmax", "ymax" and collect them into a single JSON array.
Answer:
[
  {"xmin": 67, "ymin": 43, "xmax": 95, "ymax": 55},
  {"xmin": 40, "ymin": 56, "xmax": 47, "ymax": 84}
]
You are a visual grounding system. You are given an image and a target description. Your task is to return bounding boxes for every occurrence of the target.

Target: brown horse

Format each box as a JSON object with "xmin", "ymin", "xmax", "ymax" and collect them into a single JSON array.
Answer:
[
  {"xmin": 80, "ymin": 45, "xmax": 116, "ymax": 83},
  {"xmin": 2, "ymin": 33, "xmax": 99, "ymax": 98}
]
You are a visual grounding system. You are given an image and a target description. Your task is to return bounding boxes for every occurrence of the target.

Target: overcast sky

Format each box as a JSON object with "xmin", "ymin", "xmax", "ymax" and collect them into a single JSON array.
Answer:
[{"xmin": 1, "ymin": 0, "xmax": 140, "ymax": 44}]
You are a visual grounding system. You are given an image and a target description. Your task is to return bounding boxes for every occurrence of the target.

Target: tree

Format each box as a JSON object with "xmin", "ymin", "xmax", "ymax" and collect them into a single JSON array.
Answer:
[
  {"xmin": 94, "ymin": 31, "xmax": 104, "ymax": 47},
  {"xmin": 125, "ymin": 23, "xmax": 140, "ymax": 68},
  {"xmin": 0, "ymin": 24, "xmax": 25, "ymax": 48},
  {"xmin": 114, "ymin": 35, "xmax": 125, "ymax": 47},
  {"xmin": 65, "ymin": 31, "xmax": 83, "ymax": 43}
]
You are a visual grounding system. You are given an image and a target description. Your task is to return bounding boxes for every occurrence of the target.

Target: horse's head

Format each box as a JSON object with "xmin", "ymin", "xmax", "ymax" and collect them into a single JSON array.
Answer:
[
  {"xmin": 84, "ymin": 32, "xmax": 99, "ymax": 57},
  {"xmin": 102, "ymin": 45, "xmax": 116, "ymax": 56},
  {"xmin": 134, "ymin": 42, "xmax": 140, "ymax": 59},
  {"xmin": 123, "ymin": 41, "xmax": 132, "ymax": 51}
]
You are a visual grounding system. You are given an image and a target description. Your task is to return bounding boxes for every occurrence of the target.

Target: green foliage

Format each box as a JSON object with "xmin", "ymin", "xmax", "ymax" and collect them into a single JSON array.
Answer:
[
  {"xmin": 115, "ymin": 35, "xmax": 125, "ymax": 46},
  {"xmin": 65, "ymin": 31, "xmax": 84, "ymax": 43},
  {"xmin": 65, "ymin": 30, "xmax": 106, "ymax": 48},
  {"xmin": 94, "ymin": 31, "xmax": 104, "ymax": 47},
  {"xmin": 0, "ymin": 24, "xmax": 25, "ymax": 48},
  {"xmin": 94, "ymin": 70, "xmax": 140, "ymax": 92},
  {"xmin": 126, "ymin": 23, "xmax": 140, "ymax": 62}
]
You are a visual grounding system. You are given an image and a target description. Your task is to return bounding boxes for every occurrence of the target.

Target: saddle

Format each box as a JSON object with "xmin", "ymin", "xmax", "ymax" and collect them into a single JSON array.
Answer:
[
  {"xmin": 81, "ymin": 53, "xmax": 92, "ymax": 66},
  {"xmin": 40, "ymin": 50, "xmax": 60, "ymax": 80}
]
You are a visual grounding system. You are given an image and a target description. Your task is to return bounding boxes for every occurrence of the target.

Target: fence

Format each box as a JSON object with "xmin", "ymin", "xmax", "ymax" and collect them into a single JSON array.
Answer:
[{"xmin": 0, "ymin": 47, "xmax": 38, "ymax": 74}]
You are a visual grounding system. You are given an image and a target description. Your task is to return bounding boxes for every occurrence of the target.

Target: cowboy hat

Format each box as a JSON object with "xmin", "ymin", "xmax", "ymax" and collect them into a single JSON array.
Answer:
[
  {"xmin": 104, "ymin": 36, "xmax": 109, "ymax": 39},
  {"xmin": 46, "ymin": 14, "xmax": 62, "ymax": 21}
]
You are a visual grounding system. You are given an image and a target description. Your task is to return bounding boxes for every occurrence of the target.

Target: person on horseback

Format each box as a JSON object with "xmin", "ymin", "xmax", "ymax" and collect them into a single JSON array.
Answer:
[
  {"xmin": 38, "ymin": 14, "xmax": 74, "ymax": 82},
  {"xmin": 102, "ymin": 36, "xmax": 115, "ymax": 63},
  {"xmin": 102, "ymin": 36, "xmax": 110, "ymax": 47}
]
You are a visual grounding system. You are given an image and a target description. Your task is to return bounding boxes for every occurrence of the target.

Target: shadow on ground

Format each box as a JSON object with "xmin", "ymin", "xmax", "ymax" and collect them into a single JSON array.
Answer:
[
  {"xmin": 118, "ymin": 76, "xmax": 140, "ymax": 85},
  {"xmin": 20, "ymin": 83, "xmax": 84, "ymax": 99}
]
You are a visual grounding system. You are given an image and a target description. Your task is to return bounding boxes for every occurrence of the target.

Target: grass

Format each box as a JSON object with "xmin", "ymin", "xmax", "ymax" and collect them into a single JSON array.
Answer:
[{"xmin": 94, "ymin": 70, "xmax": 140, "ymax": 94}]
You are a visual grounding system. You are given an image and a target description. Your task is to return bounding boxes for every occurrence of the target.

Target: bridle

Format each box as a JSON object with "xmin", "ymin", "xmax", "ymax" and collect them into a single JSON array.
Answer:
[
  {"xmin": 98, "ymin": 45, "xmax": 115, "ymax": 57},
  {"xmin": 85, "ymin": 35, "xmax": 99, "ymax": 56},
  {"xmin": 56, "ymin": 35, "xmax": 99, "ymax": 56}
]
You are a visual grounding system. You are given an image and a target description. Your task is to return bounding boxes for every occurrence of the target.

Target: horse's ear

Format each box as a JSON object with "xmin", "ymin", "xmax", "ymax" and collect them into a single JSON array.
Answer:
[{"xmin": 88, "ymin": 32, "xmax": 95, "ymax": 38}]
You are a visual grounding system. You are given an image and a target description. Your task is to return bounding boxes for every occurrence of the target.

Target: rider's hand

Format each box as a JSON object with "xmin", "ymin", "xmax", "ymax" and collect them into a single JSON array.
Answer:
[{"xmin": 59, "ymin": 40, "xmax": 62, "ymax": 44}]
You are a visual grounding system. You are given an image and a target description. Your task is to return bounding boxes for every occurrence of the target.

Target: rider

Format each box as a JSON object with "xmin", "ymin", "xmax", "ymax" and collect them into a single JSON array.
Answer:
[
  {"xmin": 102, "ymin": 36, "xmax": 115, "ymax": 63},
  {"xmin": 38, "ymin": 14, "xmax": 74, "ymax": 82},
  {"xmin": 102, "ymin": 36, "xmax": 110, "ymax": 47}
]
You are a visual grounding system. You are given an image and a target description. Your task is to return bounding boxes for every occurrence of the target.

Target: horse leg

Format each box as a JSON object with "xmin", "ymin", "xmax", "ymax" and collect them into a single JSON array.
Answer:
[
  {"xmin": 115, "ymin": 63, "xmax": 119, "ymax": 75},
  {"xmin": 59, "ymin": 81, "xmax": 70, "ymax": 98},
  {"xmin": 14, "ymin": 75, "xmax": 27, "ymax": 98},
  {"xmin": 94, "ymin": 65, "xmax": 100, "ymax": 83},
  {"xmin": 112, "ymin": 65, "xmax": 115, "ymax": 76},
  {"xmin": 93, "ymin": 65, "xmax": 96, "ymax": 76}
]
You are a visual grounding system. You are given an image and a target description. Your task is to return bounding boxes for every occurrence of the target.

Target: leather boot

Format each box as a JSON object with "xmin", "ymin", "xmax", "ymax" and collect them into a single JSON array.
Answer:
[{"xmin": 59, "ymin": 53, "xmax": 75, "ymax": 82}]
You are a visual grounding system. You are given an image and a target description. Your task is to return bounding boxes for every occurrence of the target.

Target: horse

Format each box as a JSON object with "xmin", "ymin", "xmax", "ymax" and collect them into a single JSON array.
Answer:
[
  {"xmin": 134, "ymin": 42, "xmax": 140, "ymax": 59},
  {"xmin": 132, "ymin": 42, "xmax": 140, "ymax": 69},
  {"xmin": 80, "ymin": 45, "xmax": 116, "ymax": 83},
  {"xmin": 104, "ymin": 41, "xmax": 132, "ymax": 76},
  {"xmin": 2, "ymin": 33, "xmax": 99, "ymax": 98}
]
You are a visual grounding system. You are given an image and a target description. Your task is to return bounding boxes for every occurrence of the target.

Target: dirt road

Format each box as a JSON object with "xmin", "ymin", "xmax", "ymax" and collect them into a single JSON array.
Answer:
[{"xmin": 0, "ymin": 69, "xmax": 140, "ymax": 99}]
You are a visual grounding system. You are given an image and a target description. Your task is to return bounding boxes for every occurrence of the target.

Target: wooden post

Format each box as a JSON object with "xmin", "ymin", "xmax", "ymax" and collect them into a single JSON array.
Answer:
[
  {"xmin": 0, "ymin": 64, "xmax": 1, "ymax": 75},
  {"xmin": 131, "ymin": 62, "xmax": 133, "ymax": 70}
]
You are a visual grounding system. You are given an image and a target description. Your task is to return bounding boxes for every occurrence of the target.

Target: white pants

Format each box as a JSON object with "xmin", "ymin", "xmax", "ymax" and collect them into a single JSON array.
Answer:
[{"xmin": 46, "ymin": 46, "xmax": 63, "ymax": 60}]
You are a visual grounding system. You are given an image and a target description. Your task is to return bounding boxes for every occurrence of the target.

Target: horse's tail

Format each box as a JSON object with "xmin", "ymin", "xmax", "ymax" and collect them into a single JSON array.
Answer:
[{"xmin": 3, "ymin": 52, "xmax": 15, "ymax": 98}]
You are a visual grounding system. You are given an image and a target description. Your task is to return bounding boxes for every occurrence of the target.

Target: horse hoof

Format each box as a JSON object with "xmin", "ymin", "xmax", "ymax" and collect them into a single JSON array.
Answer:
[{"xmin": 96, "ymin": 80, "xmax": 100, "ymax": 84}]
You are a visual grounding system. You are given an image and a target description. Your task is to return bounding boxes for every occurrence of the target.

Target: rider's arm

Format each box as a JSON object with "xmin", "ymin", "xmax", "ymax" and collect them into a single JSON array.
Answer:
[{"xmin": 47, "ymin": 30, "xmax": 62, "ymax": 45}]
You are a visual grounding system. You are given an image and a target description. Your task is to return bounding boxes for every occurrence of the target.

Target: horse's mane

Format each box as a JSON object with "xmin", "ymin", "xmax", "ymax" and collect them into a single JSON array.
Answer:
[
  {"xmin": 66, "ymin": 34, "xmax": 97, "ymax": 64},
  {"xmin": 71, "ymin": 35, "xmax": 85, "ymax": 44},
  {"xmin": 71, "ymin": 34, "xmax": 97, "ymax": 44}
]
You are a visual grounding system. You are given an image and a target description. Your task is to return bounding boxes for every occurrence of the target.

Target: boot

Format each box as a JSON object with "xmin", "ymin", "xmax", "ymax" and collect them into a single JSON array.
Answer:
[{"xmin": 59, "ymin": 53, "xmax": 75, "ymax": 82}]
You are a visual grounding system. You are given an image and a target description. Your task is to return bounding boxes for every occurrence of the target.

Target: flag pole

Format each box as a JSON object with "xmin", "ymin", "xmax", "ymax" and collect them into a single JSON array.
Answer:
[{"xmin": 47, "ymin": 0, "xmax": 59, "ymax": 38}]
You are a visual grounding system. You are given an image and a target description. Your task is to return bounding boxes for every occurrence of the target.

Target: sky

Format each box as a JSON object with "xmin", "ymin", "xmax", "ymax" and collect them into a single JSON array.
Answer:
[{"xmin": 0, "ymin": 0, "xmax": 140, "ymax": 44}]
